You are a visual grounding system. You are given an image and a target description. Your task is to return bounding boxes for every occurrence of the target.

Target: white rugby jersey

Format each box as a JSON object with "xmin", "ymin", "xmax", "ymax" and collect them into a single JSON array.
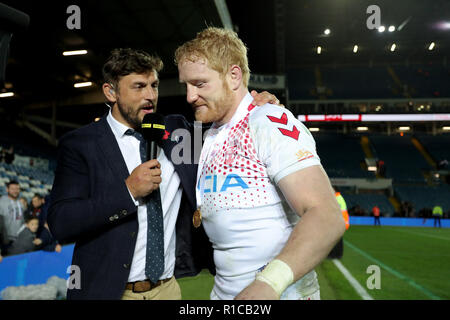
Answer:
[{"xmin": 197, "ymin": 92, "xmax": 322, "ymax": 300}]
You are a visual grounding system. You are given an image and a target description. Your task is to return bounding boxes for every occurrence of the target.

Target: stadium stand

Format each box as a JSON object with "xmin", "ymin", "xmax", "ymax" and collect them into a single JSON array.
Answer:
[
  {"xmin": 313, "ymin": 133, "xmax": 375, "ymax": 179},
  {"xmin": 369, "ymin": 134, "xmax": 432, "ymax": 183},
  {"xmin": 415, "ymin": 133, "xmax": 450, "ymax": 166},
  {"xmin": 311, "ymin": 131, "xmax": 450, "ymax": 217},
  {"xmin": 393, "ymin": 64, "xmax": 450, "ymax": 98},
  {"xmin": 342, "ymin": 192, "xmax": 395, "ymax": 217},
  {"xmin": 320, "ymin": 66, "xmax": 396, "ymax": 100},
  {"xmin": 288, "ymin": 64, "xmax": 450, "ymax": 101},
  {"xmin": 394, "ymin": 184, "xmax": 450, "ymax": 213},
  {"xmin": 287, "ymin": 67, "xmax": 316, "ymax": 100},
  {"xmin": 0, "ymin": 141, "xmax": 55, "ymax": 202},
  {"xmin": 0, "ymin": 163, "xmax": 53, "ymax": 202}
]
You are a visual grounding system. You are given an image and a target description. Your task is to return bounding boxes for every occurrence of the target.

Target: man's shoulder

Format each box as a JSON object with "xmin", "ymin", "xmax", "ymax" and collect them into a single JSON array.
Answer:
[
  {"xmin": 247, "ymin": 104, "xmax": 303, "ymax": 137},
  {"xmin": 0, "ymin": 196, "xmax": 8, "ymax": 206},
  {"xmin": 164, "ymin": 114, "xmax": 187, "ymax": 121},
  {"xmin": 164, "ymin": 114, "xmax": 196, "ymax": 132},
  {"xmin": 246, "ymin": 103, "xmax": 317, "ymax": 151},
  {"xmin": 248, "ymin": 103, "xmax": 297, "ymax": 124},
  {"xmin": 164, "ymin": 114, "xmax": 189, "ymax": 124},
  {"xmin": 19, "ymin": 227, "xmax": 33, "ymax": 237},
  {"xmin": 59, "ymin": 118, "xmax": 105, "ymax": 147}
]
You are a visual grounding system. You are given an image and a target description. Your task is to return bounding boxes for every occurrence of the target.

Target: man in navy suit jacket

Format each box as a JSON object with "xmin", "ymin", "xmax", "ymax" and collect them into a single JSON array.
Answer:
[
  {"xmin": 48, "ymin": 48, "xmax": 275, "ymax": 300},
  {"xmin": 48, "ymin": 49, "xmax": 215, "ymax": 300}
]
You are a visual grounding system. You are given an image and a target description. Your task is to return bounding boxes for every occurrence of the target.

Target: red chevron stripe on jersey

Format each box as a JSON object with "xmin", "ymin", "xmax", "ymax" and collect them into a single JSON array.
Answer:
[
  {"xmin": 279, "ymin": 126, "xmax": 300, "ymax": 140},
  {"xmin": 267, "ymin": 112, "xmax": 288, "ymax": 125}
]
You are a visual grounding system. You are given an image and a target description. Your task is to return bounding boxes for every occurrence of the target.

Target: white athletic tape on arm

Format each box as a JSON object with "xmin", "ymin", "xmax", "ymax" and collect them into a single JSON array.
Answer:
[{"xmin": 255, "ymin": 259, "xmax": 294, "ymax": 298}]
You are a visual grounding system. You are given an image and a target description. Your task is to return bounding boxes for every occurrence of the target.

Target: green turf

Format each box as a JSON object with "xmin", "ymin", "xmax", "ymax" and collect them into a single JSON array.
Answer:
[
  {"xmin": 341, "ymin": 226, "xmax": 450, "ymax": 300},
  {"xmin": 178, "ymin": 269, "xmax": 215, "ymax": 300},
  {"xmin": 178, "ymin": 225, "xmax": 450, "ymax": 300},
  {"xmin": 315, "ymin": 259, "xmax": 362, "ymax": 300}
]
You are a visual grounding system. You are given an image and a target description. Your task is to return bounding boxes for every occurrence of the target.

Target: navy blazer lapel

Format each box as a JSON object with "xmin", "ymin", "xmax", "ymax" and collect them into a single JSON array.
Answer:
[
  {"xmin": 160, "ymin": 120, "xmax": 198, "ymax": 209},
  {"xmin": 95, "ymin": 116, "xmax": 131, "ymax": 181},
  {"xmin": 159, "ymin": 117, "xmax": 178, "ymax": 165}
]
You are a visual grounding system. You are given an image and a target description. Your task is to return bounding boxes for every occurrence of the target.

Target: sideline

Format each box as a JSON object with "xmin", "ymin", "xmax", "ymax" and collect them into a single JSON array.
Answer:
[
  {"xmin": 392, "ymin": 228, "xmax": 450, "ymax": 241},
  {"xmin": 331, "ymin": 259, "xmax": 374, "ymax": 300}
]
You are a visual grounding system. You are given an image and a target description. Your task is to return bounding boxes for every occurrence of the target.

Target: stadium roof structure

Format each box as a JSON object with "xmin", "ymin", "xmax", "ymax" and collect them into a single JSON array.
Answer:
[
  {"xmin": 281, "ymin": 0, "xmax": 450, "ymax": 68},
  {"xmin": 0, "ymin": 0, "xmax": 449, "ymax": 143}
]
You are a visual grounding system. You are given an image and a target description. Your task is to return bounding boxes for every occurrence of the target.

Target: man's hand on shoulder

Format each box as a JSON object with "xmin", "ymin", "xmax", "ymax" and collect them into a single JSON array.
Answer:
[{"xmin": 251, "ymin": 90, "xmax": 285, "ymax": 108}]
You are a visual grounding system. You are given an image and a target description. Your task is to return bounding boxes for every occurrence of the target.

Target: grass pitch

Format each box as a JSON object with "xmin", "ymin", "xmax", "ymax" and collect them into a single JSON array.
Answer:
[{"xmin": 178, "ymin": 225, "xmax": 450, "ymax": 300}]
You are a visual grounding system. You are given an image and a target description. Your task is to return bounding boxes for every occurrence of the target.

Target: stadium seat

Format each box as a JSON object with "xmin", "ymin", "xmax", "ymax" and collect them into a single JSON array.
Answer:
[
  {"xmin": 342, "ymin": 192, "xmax": 395, "ymax": 216},
  {"xmin": 415, "ymin": 133, "xmax": 450, "ymax": 165},
  {"xmin": 369, "ymin": 134, "xmax": 431, "ymax": 183},
  {"xmin": 313, "ymin": 132, "xmax": 375, "ymax": 178},
  {"xmin": 395, "ymin": 185, "xmax": 450, "ymax": 212}
]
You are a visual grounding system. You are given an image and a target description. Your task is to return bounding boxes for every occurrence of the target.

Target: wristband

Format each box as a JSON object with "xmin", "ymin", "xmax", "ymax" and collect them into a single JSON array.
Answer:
[{"xmin": 255, "ymin": 259, "xmax": 294, "ymax": 298}]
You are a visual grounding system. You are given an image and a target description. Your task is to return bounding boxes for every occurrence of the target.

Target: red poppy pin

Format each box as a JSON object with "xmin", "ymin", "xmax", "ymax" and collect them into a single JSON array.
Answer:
[{"xmin": 163, "ymin": 130, "xmax": 170, "ymax": 140}]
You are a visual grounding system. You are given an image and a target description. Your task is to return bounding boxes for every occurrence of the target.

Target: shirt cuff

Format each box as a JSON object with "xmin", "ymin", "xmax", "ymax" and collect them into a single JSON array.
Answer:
[{"xmin": 127, "ymin": 186, "xmax": 139, "ymax": 206}]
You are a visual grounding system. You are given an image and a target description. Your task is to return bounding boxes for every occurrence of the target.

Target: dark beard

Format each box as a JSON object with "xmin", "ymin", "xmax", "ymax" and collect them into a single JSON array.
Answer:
[{"xmin": 117, "ymin": 99, "xmax": 141, "ymax": 129}]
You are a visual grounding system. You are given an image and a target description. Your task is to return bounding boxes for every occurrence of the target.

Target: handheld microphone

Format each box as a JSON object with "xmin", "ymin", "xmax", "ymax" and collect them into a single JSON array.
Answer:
[{"xmin": 141, "ymin": 113, "xmax": 165, "ymax": 161}]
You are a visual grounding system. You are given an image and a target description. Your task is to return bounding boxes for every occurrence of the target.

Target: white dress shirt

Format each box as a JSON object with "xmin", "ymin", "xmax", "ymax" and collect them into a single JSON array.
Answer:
[{"xmin": 107, "ymin": 111, "xmax": 182, "ymax": 282}]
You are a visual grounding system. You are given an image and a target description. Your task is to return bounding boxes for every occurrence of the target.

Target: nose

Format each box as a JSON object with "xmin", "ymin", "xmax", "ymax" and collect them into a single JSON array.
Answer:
[{"xmin": 186, "ymin": 85, "xmax": 198, "ymax": 104}]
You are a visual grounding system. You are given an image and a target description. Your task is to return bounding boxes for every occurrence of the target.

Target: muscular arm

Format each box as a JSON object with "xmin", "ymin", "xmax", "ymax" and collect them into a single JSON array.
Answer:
[
  {"xmin": 276, "ymin": 165, "xmax": 345, "ymax": 279},
  {"xmin": 236, "ymin": 165, "xmax": 345, "ymax": 299}
]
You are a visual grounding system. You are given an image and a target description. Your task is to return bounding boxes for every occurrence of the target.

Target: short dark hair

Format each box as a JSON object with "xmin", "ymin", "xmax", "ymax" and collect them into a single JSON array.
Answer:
[
  {"xmin": 24, "ymin": 214, "xmax": 38, "ymax": 224},
  {"xmin": 6, "ymin": 180, "xmax": 19, "ymax": 188},
  {"xmin": 102, "ymin": 48, "xmax": 163, "ymax": 89}
]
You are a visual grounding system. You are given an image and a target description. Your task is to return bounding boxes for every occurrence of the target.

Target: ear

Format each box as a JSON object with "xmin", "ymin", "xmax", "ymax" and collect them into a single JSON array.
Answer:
[
  {"xmin": 102, "ymin": 83, "xmax": 116, "ymax": 103},
  {"xmin": 228, "ymin": 65, "xmax": 243, "ymax": 91}
]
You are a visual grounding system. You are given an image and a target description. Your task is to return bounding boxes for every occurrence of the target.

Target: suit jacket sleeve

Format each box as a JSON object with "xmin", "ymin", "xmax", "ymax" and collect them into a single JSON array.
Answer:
[{"xmin": 47, "ymin": 130, "xmax": 137, "ymax": 243}]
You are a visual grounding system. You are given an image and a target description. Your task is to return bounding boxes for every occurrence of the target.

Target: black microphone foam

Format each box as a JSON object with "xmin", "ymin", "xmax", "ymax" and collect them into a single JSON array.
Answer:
[{"xmin": 141, "ymin": 113, "xmax": 165, "ymax": 160}]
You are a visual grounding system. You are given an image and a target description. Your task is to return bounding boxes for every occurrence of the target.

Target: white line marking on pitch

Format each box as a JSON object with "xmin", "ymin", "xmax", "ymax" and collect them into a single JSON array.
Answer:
[
  {"xmin": 332, "ymin": 259, "xmax": 374, "ymax": 300},
  {"xmin": 393, "ymin": 228, "xmax": 450, "ymax": 241}
]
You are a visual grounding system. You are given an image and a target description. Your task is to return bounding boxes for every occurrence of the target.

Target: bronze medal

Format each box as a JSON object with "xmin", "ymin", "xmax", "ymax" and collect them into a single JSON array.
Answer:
[{"xmin": 193, "ymin": 209, "xmax": 202, "ymax": 228}]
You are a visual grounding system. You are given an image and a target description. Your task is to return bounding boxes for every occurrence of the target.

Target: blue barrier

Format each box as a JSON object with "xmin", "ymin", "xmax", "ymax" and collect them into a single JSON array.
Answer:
[
  {"xmin": 349, "ymin": 216, "xmax": 450, "ymax": 228},
  {"xmin": 0, "ymin": 217, "xmax": 448, "ymax": 298},
  {"xmin": 0, "ymin": 244, "xmax": 74, "ymax": 295}
]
